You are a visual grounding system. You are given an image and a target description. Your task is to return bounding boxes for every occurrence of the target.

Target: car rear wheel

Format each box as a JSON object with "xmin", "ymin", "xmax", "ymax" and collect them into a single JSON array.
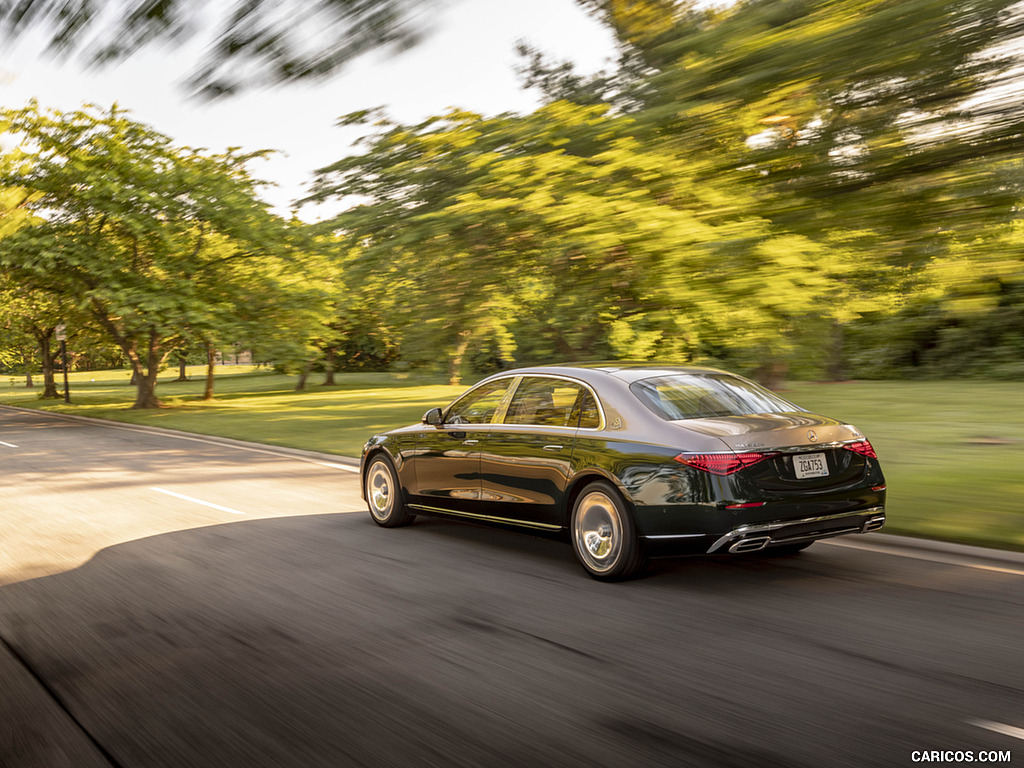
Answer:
[
  {"xmin": 571, "ymin": 481, "xmax": 647, "ymax": 581},
  {"xmin": 365, "ymin": 455, "xmax": 415, "ymax": 528}
]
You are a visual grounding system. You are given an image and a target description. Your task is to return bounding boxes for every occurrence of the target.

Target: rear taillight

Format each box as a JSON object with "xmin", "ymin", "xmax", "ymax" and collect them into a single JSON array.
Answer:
[
  {"xmin": 674, "ymin": 452, "xmax": 777, "ymax": 476},
  {"xmin": 843, "ymin": 440, "xmax": 877, "ymax": 459}
]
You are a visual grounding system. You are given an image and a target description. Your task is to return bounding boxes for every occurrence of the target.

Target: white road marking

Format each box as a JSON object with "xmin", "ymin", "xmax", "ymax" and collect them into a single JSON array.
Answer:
[
  {"xmin": 150, "ymin": 487, "xmax": 245, "ymax": 515},
  {"xmin": 824, "ymin": 539, "xmax": 1024, "ymax": 577},
  {"xmin": 0, "ymin": 440, "xmax": 18, "ymax": 448},
  {"xmin": 314, "ymin": 461, "xmax": 359, "ymax": 472},
  {"xmin": 969, "ymin": 720, "xmax": 1024, "ymax": 741}
]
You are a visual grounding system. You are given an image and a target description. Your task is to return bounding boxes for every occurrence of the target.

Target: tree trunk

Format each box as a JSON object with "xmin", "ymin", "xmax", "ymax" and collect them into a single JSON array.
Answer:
[
  {"xmin": 295, "ymin": 361, "xmax": 314, "ymax": 391},
  {"xmin": 322, "ymin": 346, "xmax": 336, "ymax": 386},
  {"xmin": 131, "ymin": 329, "xmax": 163, "ymax": 409},
  {"xmin": 826, "ymin": 321, "xmax": 846, "ymax": 382},
  {"xmin": 448, "ymin": 331, "xmax": 471, "ymax": 386},
  {"xmin": 203, "ymin": 344, "xmax": 215, "ymax": 401},
  {"xmin": 36, "ymin": 331, "xmax": 60, "ymax": 399},
  {"xmin": 755, "ymin": 361, "xmax": 789, "ymax": 391},
  {"xmin": 24, "ymin": 373, "xmax": 34, "ymax": 388},
  {"xmin": 173, "ymin": 355, "xmax": 189, "ymax": 382}
]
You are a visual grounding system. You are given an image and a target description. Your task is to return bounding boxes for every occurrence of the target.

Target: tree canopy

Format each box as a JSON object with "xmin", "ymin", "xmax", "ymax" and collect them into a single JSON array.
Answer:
[
  {"xmin": 305, "ymin": 0, "xmax": 1024, "ymax": 382},
  {"xmin": 3, "ymin": 0, "xmax": 1023, "ymax": 394},
  {"xmin": 0, "ymin": 103, "xmax": 327, "ymax": 406}
]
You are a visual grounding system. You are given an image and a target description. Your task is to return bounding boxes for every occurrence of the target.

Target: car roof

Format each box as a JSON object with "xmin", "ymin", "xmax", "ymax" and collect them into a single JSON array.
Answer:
[{"xmin": 487, "ymin": 362, "xmax": 733, "ymax": 386}]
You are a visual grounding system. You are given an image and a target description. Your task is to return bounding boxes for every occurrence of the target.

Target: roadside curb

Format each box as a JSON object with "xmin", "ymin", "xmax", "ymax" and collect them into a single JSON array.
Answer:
[
  {"xmin": 0, "ymin": 403, "xmax": 361, "ymax": 469},
  {"xmin": 866, "ymin": 533, "xmax": 1024, "ymax": 566}
]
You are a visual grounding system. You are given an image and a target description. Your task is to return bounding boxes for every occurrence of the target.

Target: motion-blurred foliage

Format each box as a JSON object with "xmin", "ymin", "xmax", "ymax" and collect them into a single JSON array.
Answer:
[
  {"xmin": 307, "ymin": 0, "xmax": 1024, "ymax": 383},
  {"xmin": 0, "ymin": 0, "xmax": 436, "ymax": 98},
  {"xmin": 2, "ymin": 0, "xmax": 1024, "ymax": 393}
]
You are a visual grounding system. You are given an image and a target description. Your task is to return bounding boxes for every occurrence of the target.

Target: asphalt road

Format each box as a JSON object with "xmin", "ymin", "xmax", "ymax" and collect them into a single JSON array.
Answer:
[{"xmin": 1, "ymin": 406, "xmax": 1022, "ymax": 768}]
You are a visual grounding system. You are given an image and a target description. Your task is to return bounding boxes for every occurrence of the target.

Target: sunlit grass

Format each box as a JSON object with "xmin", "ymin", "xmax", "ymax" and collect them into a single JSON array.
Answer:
[
  {"xmin": 0, "ymin": 366, "xmax": 465, "ymax": 456},
  {"xmin": 784, "ymin": 381, "xmax": 1024, "ymax": 552},
  {"xmin": 3, "ymin": 370, "xmax": 1021, "ymax": 551}
]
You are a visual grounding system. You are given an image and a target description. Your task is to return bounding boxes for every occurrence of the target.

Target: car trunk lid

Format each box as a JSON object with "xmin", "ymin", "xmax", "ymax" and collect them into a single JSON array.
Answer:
[{"xmin": 674, "ymin": 412, "xmax": 870, "ymax": 493}]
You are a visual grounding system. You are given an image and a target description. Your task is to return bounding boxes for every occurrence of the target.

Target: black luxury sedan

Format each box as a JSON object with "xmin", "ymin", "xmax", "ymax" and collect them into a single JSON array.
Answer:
[{"xmin": 360, "ymin": 364, "xmax": 886, "ymax": 580}]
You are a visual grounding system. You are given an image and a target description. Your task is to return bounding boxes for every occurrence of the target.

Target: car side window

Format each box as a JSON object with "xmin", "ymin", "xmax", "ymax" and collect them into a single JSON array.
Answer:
[
  {"xmin": 570, "ymin": 389, "xmax": 601, "ymax": 429},
  {"xmin": 446, "ymin": 379, "xmax": 512, "ymax": 425},
  {"xmin": 504, "ymin": 377, "xmax": 585, "ymax": 427}
]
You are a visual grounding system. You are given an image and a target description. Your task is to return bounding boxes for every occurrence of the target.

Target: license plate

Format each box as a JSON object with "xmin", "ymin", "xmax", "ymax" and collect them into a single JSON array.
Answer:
[{"xmin": 794, "ymin": 452, "xmax": 829, "ymax": 479}]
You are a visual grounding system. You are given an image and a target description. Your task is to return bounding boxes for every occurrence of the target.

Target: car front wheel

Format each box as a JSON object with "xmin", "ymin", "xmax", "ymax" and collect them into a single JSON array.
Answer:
[
  {"xmin": 571, "ymin": 481, "xmax": 647, "ymax": 581},
  {"xmin": 365, "ymin": 455, "xmax": 415, "ymax": 528}
]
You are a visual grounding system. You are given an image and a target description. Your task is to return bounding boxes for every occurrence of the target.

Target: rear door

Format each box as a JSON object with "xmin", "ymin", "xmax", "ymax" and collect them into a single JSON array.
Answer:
[{"xmin": 476, "ymin": 376, "xmax": 595, "ymax": 529}]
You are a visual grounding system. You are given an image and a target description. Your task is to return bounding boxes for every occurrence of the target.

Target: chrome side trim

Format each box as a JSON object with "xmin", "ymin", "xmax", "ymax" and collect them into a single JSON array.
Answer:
[
  {"xmin": 707, "ymin": 507, "xmax": 885, "ymax": 554},
  {"xmin": 771, "ymin": 439, "xmax": 875, "ymax": 454},
  {"xmin": 642, "ymin": 533, "xmax": 708, "ymax": 540},
  {"xmin": 408, "ymin": 503, "xmax": 563, "ymax": 531}
]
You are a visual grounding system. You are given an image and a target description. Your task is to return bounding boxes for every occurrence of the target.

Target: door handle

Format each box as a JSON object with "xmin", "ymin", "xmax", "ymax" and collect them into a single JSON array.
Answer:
[
  {"xmin": 463, "ymin": 439, "xmax": 479, "ymax": 445},
  {"xmin": 543, "ymin": 444, "xmax": 563, "ymax": 451}
]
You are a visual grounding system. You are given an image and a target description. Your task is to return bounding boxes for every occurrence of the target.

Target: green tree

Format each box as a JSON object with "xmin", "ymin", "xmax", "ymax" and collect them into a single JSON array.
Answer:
[
  {"xmin": 523, "ymin": 0, "xmax": 1024, "ymax": 378},
  {"xmin": 0, "ymin": 103, "xmax": 311, "ymax": 407},
  {"xmin": 0, "ymin": 278, "xmax": 73, "ymax": 398},
  {"xmin": 309, "ymin": 101, "xmax": 866, "ymax": 382},
  {"xmin": 595, "ymin": 0, "xmax": 1024, "ymax": 245}
]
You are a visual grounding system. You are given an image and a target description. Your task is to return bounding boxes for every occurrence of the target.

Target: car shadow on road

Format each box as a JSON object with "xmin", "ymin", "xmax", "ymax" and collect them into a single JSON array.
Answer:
[{"xmin": 0, "ymin": 512, "xmax": 882, "ymax": 768}]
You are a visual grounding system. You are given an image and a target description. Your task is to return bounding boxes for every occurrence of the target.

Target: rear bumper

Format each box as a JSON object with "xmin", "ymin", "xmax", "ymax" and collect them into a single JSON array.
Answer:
[
  {"xmin": 705, "ymin": 507, "xmax": 886, "ymax": 554},
  {"xmin": 639, "ymin": 507, "xmax": 885, "ymax": 556}
]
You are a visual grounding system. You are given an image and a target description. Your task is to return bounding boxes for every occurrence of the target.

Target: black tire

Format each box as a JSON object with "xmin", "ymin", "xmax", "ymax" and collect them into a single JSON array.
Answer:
[
  {"xmin": 364, "ymin": 455, "xmax": 415, "ymax": 528},
  {"xmin": 570, "ymin": 481, "xmax": 647, "ymax": 581}
]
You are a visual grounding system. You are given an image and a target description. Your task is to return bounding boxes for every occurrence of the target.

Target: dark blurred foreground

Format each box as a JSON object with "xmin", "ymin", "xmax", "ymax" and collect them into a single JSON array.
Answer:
[{"xmin": 2, "ymin": 513, "xmax": 1022, "ymax": 768}]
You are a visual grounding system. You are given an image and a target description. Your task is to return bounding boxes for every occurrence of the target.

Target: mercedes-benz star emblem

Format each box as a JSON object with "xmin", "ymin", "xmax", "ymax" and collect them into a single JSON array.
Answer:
[{"xmin": 807, "ymin": 430, "xmax": 818, "ymax": 442}]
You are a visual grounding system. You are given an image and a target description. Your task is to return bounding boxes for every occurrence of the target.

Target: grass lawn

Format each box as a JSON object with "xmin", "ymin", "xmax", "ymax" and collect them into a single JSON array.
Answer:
[
  {"xmin": 784, "ymin": 381, "xmax": 1024, "ymax": 552},
  {"xmin": 3, "ymin": 369, "xmax": 1022, "ymax": 552},
  {"xmin": 0, "ymin": 366, "xmax": 465, "ymax": 457}
]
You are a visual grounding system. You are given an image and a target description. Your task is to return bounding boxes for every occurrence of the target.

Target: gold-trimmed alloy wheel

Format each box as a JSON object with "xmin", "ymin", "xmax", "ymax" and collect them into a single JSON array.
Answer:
[
  {"xmin": 571, "ymin": 480, "xmax": 646, "ymax": 580},
  {"xmin": 365, "ymin": 455, "xmax": 415, "ymax": 528}
]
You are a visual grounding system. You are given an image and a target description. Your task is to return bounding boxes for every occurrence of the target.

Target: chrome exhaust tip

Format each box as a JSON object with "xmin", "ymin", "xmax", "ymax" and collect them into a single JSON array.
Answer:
[
  {"xmin": 729, "ymin": 536, "xmax": 770, "ymax": 553},
  {"xmin": 863, "ymin": 513, "xmax": 886, "ymax": 533}
]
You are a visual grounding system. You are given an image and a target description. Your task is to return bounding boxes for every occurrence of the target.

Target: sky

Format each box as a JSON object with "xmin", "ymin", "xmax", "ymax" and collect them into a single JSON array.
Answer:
[{"xmin": 0, "ymin": 0, "xmax": 619, "ymax": 220}]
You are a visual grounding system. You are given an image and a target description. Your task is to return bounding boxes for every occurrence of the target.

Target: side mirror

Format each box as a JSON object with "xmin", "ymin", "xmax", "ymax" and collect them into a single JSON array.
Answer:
[{"xmin": 423, "ymin": 407, "xmax": 444, "ymax": 426}]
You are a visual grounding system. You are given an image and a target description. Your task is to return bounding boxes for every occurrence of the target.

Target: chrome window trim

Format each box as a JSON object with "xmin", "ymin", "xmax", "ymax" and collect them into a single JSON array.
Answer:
[{"xmin": 480, "ymin": 422, "xmax": 584, "ymax": 434}]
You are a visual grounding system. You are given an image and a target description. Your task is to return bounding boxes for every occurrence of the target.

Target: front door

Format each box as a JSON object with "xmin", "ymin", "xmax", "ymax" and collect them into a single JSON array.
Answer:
[{"xmin": 407, "ymin": 376, "xmax": 514, "ymax": 513}]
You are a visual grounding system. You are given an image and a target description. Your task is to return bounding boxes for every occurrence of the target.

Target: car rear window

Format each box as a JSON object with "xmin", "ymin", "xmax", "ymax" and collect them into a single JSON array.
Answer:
[{"xmin": 629, "ymin": 374, "xmax": 802, "ymax": 421}]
